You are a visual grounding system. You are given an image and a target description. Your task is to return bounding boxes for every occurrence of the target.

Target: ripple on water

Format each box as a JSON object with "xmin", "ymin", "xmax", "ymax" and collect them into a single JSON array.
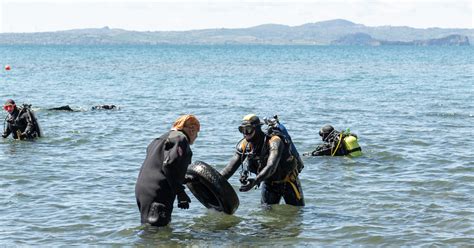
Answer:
[{"xmin": 1, "ymin": 45, "xmax": 473, "ymax": 246}]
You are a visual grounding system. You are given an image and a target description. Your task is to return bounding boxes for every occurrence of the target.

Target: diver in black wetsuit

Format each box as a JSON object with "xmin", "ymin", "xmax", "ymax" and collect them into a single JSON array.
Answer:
[
  {"xmin": 221, "ymin": 114, "xmax": 305, "ymax": 207},
  {"xmin": 135, "ymin": 115, "xmax": 200, "ymax": 226},
  {"xmin": 48, "ymin": 104, "xmax": 118, "ymax": 111},
  {"xmin": 91, "ymin": 105, "xmax": 117, "ymax": 110},
  {"xmin": 48, "ymin": 105, "xmax": 75, "ymax": 111},
  {"xmin": 304, "ymin": 125, "xmax": 362, "ymax": 157},
  {"xmin": 2, "ymin": 99, "xmax": 41, "ymax": 140}
]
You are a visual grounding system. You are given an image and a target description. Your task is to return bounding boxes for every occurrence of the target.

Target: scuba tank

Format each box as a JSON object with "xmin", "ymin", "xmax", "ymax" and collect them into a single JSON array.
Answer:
[
  {"xmin": 264, "ymin": 115, "xmax": 304, "ymax": 172},
  {"xmin": 342, "ymin": 129, "xmax": 362, "ymax": 157}
]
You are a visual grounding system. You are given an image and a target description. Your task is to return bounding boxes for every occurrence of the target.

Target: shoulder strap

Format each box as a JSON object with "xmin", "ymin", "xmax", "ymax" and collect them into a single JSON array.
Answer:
[
  {"xmin": 331, "ymin": 132, "xmax": 344, "ymax": 156},
  {"xmin": 25, "ymin": 108, "xmax": 34, "ymax": 123},
  {"xmin": 241, "ymin": 139, "xmax": 248, "ymax": 152},
  {"xmin": 236, "ymin": 138, "xmax": 252, "ymax": 155},
  {"xmin": 16, "ymin": 107, "xmax": 25, "ymax": 118},
  {"xmin": 269, "ymin": 135, "xmax": 281, "ymax": 143}
]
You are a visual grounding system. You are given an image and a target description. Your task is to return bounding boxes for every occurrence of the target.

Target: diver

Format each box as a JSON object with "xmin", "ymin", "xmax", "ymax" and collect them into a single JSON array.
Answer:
[
  {"xmin": 304, "ymin": 124, "xmax": 362, "ymax": 157},
  {"xmin": 2, "ymin": 99, "xmax": 41, "ymax": 140},
  {"xmin": 48, "ymin": 105, "xmax": 75, "ymax": 111},
  {"xmin": 91, "ymin": 105, "xmax": 117, "ymax": 110},
  {"xmin": 135, "ymin": 114, "xmax": 200, "ymax": 227},
  {"xmin": 221, "ymin": 114, "xmax": 305, "ymax": 207},
  {"xmin": 48, "ymin": 104, "xmax": 118, "ymax": 111}
]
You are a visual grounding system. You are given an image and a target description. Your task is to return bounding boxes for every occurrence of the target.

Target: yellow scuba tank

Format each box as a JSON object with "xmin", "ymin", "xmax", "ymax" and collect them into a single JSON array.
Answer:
[{"xmin": 343, "ymin": 135, "xmax": 362, "ymax": 157}]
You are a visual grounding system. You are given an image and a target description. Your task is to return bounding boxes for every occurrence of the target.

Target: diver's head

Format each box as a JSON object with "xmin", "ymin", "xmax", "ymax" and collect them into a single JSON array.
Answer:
[
  {"xmin": 238, "ymin": 114, "xmax": 263, "ymax": 141},
  {"xmin": 172, "ymin": 114, "xmax": 200, "ymax": 145},
  {"xmin": 3, "ymin": 99, "xmax": 16, "ymax": 114},
  {"xmin": 319, "ymin": 124, "xmax": 334, "ymax": 141}
]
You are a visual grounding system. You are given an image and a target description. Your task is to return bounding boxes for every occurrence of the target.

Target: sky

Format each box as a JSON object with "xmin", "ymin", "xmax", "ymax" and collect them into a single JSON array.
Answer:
[{"xmin": 0, "ymin": 0, "xmax": 472, "ymax": 33}]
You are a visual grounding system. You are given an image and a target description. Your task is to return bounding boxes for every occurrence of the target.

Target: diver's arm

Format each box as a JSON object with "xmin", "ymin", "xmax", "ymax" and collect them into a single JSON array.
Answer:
[
  {"xmin": 220, "ymin": 153, "xmax": 242, "ymax": 180},
  {"xmin": 255, "ymin": 136, "xmax": 283, "ymax": 184},
  {"xmin": 311, "ymin": 143, "xmax": 332, "ymax": 156},
  {"xmin": 2, "ymin": 125, "xmax": 11, "ymax": 138},
  {"xmin": 2, "ymin": 116, "xmax": 12, "ymax": 138}
]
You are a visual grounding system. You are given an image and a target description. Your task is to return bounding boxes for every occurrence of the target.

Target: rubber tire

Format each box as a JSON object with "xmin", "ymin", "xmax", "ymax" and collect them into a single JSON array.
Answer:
[{"xmin": 186, "ymin": 161, "xmax": 239, "ymax": 215}]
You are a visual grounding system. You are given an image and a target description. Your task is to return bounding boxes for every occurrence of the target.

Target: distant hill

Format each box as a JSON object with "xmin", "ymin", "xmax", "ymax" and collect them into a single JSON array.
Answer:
[
  {"xmin": 331, "ymin": 33, "xmax": 470, "ymax": 46},
  {"xmin": 0, "ymin": 19, "xmax": 472, "ymax": 45}
]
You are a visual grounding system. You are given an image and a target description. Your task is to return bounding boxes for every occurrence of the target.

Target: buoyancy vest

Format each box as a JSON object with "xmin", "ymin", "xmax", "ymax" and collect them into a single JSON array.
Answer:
[
  {"xmin": 238, "ymin": 132, "xmax": 297, "ymax": 182},
  {"xmin": 238, "ymin": 138, "xmax": 263, "ymax": 174}
]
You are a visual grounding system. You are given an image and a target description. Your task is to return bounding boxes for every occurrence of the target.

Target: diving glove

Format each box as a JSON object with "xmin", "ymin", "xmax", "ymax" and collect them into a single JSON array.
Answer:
[
  {"xmin": 183, "ymin": 175, "xmax": 197, "ymax": 184},
  {"xmin": 177, "ymin": 191, "xmax": 191, "ymax": 209},
  {"xmin": 239, "ymin": 178, "xmax": 257, "ymax": 192}
]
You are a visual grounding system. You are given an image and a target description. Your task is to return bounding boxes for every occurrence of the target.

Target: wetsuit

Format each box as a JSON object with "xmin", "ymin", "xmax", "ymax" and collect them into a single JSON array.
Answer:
[
  {"xmin": 135, "ymin": 130, "xmax": 192, "ymax": 226},
  {"xmin": 48, "ymin": 105, "xmax": 75, "ymax": 111},
  {"xmin": 2, "ymin": 107, "xmax": 39, "ymax": 140},
  {"xmin": 306, "ymin": 131, "xmax": 358, "ymax": 156},
  {"xmin": 221, "ymin": 130, "xmax": 305, "ymax": 206}
]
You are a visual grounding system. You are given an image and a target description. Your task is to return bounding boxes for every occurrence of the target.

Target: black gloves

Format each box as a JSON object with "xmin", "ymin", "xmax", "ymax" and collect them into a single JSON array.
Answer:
[
  {"xmin": 177, "ymin": 191, "xmax": 191, "ymax": 209},
  {"xmin": 1, "ymin": 134, "xmax": 7, "ymax": 138},
  {"xmin": 183, "ymin": 175, "xmax": 197, "ymax": 184},
  {"xmin": 239, "ymin": 178, "xmax": 257, "ymax": 192}
]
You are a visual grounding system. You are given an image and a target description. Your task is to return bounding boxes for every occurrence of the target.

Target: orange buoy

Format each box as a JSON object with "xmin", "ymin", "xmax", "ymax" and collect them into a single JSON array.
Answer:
[{"xmin": 5, "ymin": 65, "xmax": 11, "ymax": 71}]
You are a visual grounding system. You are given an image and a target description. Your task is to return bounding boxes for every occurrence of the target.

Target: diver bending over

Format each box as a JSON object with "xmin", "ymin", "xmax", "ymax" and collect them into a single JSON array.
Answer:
[{"xmin": 135, "ymin": 115, "xmax": 200, "ymax": 226}]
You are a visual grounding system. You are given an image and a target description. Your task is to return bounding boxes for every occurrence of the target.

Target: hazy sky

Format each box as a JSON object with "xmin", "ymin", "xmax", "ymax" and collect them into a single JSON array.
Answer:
[{"xmin": 0, "ymin": 0, "xmax": 472, "ymax": 33}]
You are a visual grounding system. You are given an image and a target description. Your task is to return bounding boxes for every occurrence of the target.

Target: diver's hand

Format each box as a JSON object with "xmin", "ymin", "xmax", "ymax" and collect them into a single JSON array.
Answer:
[
  {"xmin": 239, "ymin": 178, "xmax": 256, "ymax": 192},
  {"xmin": 177, "ymin": 191, "xmax": 191, "ymax": 209},
  {"xmin": 1, "ymin": 134, "xmax": 7, "ymax": 138},
  {"xmin": 183, "ymin": 174, "xmax": 196, "ymax": 184},
  {"xmin": 20, "ymin": 132, "xmax": 27, "ymax": 139}
]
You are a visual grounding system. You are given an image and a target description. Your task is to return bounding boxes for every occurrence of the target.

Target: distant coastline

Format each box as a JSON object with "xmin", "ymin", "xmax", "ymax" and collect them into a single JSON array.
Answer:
[
  {"xmin": 0, "ymin": 19, "xmax": 472, "ymax": 46},
  {"xmin": 331, "ymin": 33, "xmax": 470, "ymax": 46}
]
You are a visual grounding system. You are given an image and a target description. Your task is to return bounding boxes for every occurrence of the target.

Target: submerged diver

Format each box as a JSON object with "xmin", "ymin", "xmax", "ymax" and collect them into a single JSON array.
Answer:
[
  {"xmin": 135, "ymin": 114, "xmax": 200, "ymax": 227},
  {"xmin": 48, "ymin": 105, "xmax": 75, "ymax": 111},
  {"xmin": 48, "ymin": 104, "xmax": 118, "ymax": 111},
  {"xmin": 304, "ymin": 125, "xmax": 362, "ymax": 157},
  {"xmin": 2, "ymin": 99, "xmax": 41, "ymax": 140},
  {"xmin": 221, "ymin": 114, "xmax": 305, "ymax": 207},
  {"xmin": 91, "ymin": 105, "xmax": 117, "ymax": 110}
]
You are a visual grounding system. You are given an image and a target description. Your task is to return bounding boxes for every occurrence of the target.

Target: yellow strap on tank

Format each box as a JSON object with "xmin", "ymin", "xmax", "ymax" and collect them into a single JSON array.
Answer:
[
  {"xmin": 331, "ymin": 133, "xmax": 343, "ymax": 157},
  {"xmin": 273, "ymin": 170, "xmax": 301, "ymax": 200}
]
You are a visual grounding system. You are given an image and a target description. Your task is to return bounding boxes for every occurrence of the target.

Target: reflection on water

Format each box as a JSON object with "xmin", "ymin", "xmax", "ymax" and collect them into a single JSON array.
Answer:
[
  {"xmin": 191, "ymin": 210, "xmax": 243, "ymax": 231},
  {"xmin": 250, "ymin": 205, "xmax": 303, "ymax": 239}
]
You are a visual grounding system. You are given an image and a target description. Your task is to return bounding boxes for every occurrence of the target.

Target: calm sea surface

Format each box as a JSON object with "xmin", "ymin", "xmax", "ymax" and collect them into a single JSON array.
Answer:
[{"xmin": 0, "ymin": 45, "xmax": 473, "ymax": 246}]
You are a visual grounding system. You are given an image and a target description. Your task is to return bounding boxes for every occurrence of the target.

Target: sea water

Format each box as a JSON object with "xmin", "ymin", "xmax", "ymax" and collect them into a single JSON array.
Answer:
[{"xmin": 0, "ymin": 45, "xmax": 473, "ymax": 246}]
